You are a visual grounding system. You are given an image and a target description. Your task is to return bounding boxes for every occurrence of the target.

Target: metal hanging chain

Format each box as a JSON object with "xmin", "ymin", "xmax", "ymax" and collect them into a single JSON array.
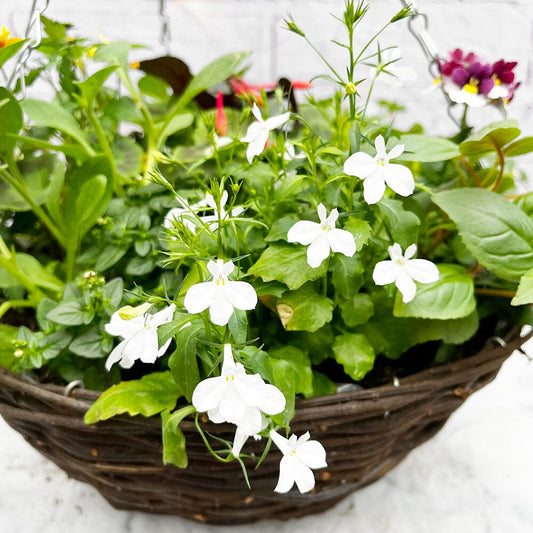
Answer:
[
  {"xmin": 159, "ymin": 0, "xmax": 172, "ymax": 55},
  {"xmin": 7, "ymin": 0, "xmax": 50, "ymax": 96}
]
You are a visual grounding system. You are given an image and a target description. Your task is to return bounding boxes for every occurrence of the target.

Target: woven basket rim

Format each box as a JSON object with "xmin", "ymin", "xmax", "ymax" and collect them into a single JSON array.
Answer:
[{"xmin": 0, "ymin": 325, "xmax": 528, "ymax": 417}]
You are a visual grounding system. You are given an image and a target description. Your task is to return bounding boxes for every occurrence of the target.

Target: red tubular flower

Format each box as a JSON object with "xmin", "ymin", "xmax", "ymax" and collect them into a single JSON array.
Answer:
[{"xmin": 215, "ymin": 92, "xmax": 228, "ymax": 136}]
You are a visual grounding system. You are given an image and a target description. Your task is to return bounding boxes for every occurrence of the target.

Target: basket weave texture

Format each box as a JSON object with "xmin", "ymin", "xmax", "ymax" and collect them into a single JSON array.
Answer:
[{"xmin": 0, "ymin": 328, "xmax": 528, "ymax": 525}]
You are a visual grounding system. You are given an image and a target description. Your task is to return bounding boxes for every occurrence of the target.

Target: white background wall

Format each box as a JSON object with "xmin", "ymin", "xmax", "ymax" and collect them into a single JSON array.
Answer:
[{"xmin": 4, "ymin": 0, "xmax": 533, "ymax": 174}]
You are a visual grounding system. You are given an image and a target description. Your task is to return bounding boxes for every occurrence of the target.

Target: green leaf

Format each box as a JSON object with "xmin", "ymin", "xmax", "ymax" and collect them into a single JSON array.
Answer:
[
  {"xmin": 343, "ymin": 217, "xmax": 372, "ymax": 250},
  {"xmin": 249, "ymin": 243, "xmax": 327, "ymax": 290},
  {"xmin": 103, "ymin": 278, "xmax": 124, "ymax": 308},
  {"xmin": 95, "ymin": 245, "xmax": 129, "ymax": 271},
  {"xmin": 332, "ymin": 333, "xmax": 375, "ymax": 381},
  {"xmin": 330, "ymin": 253, "xmax": 364, "ymax": 295},
  {"xmin": 0, "ymin": 87, "xmax": 22, "ymax": 153},
  {"xmin": 69, "ymin": 328, "xmax": 106, "ymax": 358},
  {"xmin": 113, "ymin": 136, "xmax": 144, "ymax": 178},
  {"xmin": 504, "ymin": 137, "xmax": 533, "ymax": 157},
  {"xmin": 47, "ymin": 301, "xmax": 86, "ymax": 326},
  {"xmin": 228, "ymin": 309, "xmax": 248, "ymax": 344},
  {"xmin": 265, "ymin": 214, "xmax": 300, "ymax": 242},
  {"xmin": 65, "ymin": 156, "xmax": 114, "ymax": 241},
  {"xmin": 340, "ymin": 293, "xmax": 374, "ymax": 327},
  {"xmin": 138, "ymin": 75, "xmax": 171, "ymax": 100},
  {"xmin": 511, "ymin": 268, "xmax": 533, "ymax": 306},
  {"xmin": 179, "ymin": 52, "xmax": 250, "ymax": 109},
  {"xmin": 377, "ymin": 198, "xmax": 420, "ymax": 249},
  {"xmin": 75, "ymin": 65, "xmax": 118, "ymax": 107},
  {"xmin": 311, "ymin": 371, "xmax": 337, "ymax": 396},
  {"xmin": 433, "ymin": 189, "xmax": 533, "ymax": 281},
  {"xmin": 398, "ymin": 134, "xmax": 460, "ymax": 162},
  {"xmin": 168, "ymin": 322, "xmax": 202, "ymax": 402},
  {"xmin": 161, "ymin": 407, "xmax": 195, "ymax": 469},
  {"xmin": 0, "ymin": 324, "xmax": 19, "ymax": 371},
  {"xmin": 84, "ymin": 372, "xmax": 180, "ymax": 423},
  {"xmin": 393, "ymin": 264, "xmax": 475, "ymax": 319},
  {"xmin": 158, "ymin": 113, "xmax": 194, "ymax": 144},
  {"xmin": 0, "ymin": 253, "xmax": 63, "ymax": 292},
  {"xmin": 21, "ymin": 99, "xmax": 91, "ymax": 151},
  {"xmin": 0, "ymin": 39, "xmax": 27, "ymax": 70},
  {"xmin": 460, "ymin": 120, "xmax": 521, "ymax": 156},
  {"xmin": 93, "ymin": 41, "xmax": 140, "ymax": 68},
  {"xmin": 276, "ymin": 284, "xmax": 333, "ymax": 332}
]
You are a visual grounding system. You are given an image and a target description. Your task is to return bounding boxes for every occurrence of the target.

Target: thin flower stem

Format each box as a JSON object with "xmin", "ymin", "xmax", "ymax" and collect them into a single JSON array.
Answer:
[
  {"xmin": 475, "ymin": 288, "xmax": 515, "ymax": 299},
  {"xmin": 194, "ymin": 413, "xmax": 234, "ymax": 463},
  {"xmin": 0, "ymin": 165, "xmax": 66, "ymax": 248},
  {"xmin": 304, "ymin": 36, "xmax": 344, "ymax": 84},
  {"xmin": 458, "ymin": 156, "xmax": 481, "ymax": 187},
  {"xmin": 490, "ymin": 145, "xmax": 506, "ymax": 191},
  {"xmin": 0, "ymin": 299, "xmax": 37, "ymax": 320}
]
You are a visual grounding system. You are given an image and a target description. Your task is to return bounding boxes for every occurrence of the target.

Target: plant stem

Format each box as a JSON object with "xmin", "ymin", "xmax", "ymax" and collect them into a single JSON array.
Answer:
[
  {"xmin": 0, "ymin": 299, "xmax": 37, "ymax": 320},
  {"xmin": 0, "ymin": 165, "xmax": 66, "ymax": 248},
  {"xmin": 490, "ymin": 145, "xmax": 506, "ymax": 191},
  {"xmin": 474, "ymin": 288, "xmax": 515, "ymax": 299}
]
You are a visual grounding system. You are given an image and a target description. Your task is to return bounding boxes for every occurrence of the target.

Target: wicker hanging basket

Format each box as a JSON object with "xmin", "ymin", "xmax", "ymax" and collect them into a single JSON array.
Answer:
[{"xmin": 0, "ymin": 326, "xmax": 529, "ymax": 525}]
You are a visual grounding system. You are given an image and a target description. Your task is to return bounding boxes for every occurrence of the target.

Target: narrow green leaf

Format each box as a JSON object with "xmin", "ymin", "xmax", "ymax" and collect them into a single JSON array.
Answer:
[
  {"xmin": 158, "ymin": 113, "xmax": 194, "ymax": 144},
  {"xmin": 22, "ymin": 99, "xmax": 91, "ymax": 151},
  {"xmin": 504, "ymin": 136, "xmax": 533, "ymax": 157},
  {"xmin": 433, "ymin": 188, "xmax": 533, "ymax": 281},
  {"xmin": 84, "ymin": 372, "xmax": 180, "ymax": 423},
  {"xmin": 0, "ymin": 39, "xmax": 28, "ymax": 69},
  {"xmin": 75, "ymin": 65, "xmax": 118, "ymax": 107},
  {"xmin": 0, "ymin": 87, "xmax": 22, "ymax": 153},
  {"xmin": 249, "ymin": 243, "xmax": 327, "ymax": 290},
  {"xmin": 393, "ymin": 264, "xmax": 475, "ymax": 319},
  {"xmin": 511, "ymin": 267, "xmax": 533, "ymax": 306},
  {"xmin": 332, "ymin": 333, "xmax": 375, "ymax": 381}
]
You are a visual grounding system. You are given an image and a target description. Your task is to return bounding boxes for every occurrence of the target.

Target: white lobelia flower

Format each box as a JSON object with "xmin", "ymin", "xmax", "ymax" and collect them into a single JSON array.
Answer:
[
  {"xmin": 240, "ymin": 104, "xmax": 291, "ymax": 163},
  {"xmin": 192, "ymin": 344, "xmax": 286, "ymax": 456},
  {"xmin": 287, "ymin": 203, "xmax": 356, "ymax": 268},
  {"xmin": 184, "ymin": 259, "xmax": 257, "ymax": 326},
  {"xmin": 372, "ymin": 243, "xmax": 439, "ymax": 303},
  {"xmin": 104, "ymin": 302, "xmax": 176, "ymax": 370},
  {"xmin": 343, "ymin": 134, "xmax": 415, "ymax": 205},
  {"xmin": 200, "ymin": 190, "xmax": 245, "ymax": 231},
  {"xmin": 164, "ymin": 205, "xmax": 199, "ymax": 235},
  {"xmin": 269, "ymin": 429, "xmax": 327, "ymax": 494}
]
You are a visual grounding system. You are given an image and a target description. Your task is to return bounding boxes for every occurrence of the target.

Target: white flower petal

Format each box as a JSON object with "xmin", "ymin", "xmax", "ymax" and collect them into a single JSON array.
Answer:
[
  {"xmin": 232, "ymin": 426, "xmax": 249, "ymax": 457},
  {"xmin": 388, "ymin": 243, "xmax": 404, "ymax": 262},
  {"xmin": 224, "ymin": 280, "xmax": 258, "ymax": 311},
  {"xmin": 343, "ymin": 152, "xmax": 376, "ymax": 178},
  {"xmin": 234, "ymin": 405, "xmax": 263, "ymax": 436},
  {"xmin": 374, "ymin": 134, "xmax": 386, "ymax": 157},
  {"xmin": 219, "ymin": 383, "xmax": 246, "ymax": 423},
  {"xmin": 240, "ymin": 121, "xmax": 263, "ymax": 143},
  {"xmin": 274, "ymin": 455, "xmax": 296, "ymax": 493},
  {"xmin": 270, "ymin": 429, "xmax": 292, "ymax": 456},
  {"xmin": 317, "ymin": 203, "xmax": 327, "ymax": 223},
  {"xmin": 149, "ymin": 303, "xmax": 176, "ymax": 327},
  {"xmin": 384, "ymin": 163, "xmax": 415, "ymax": 197},
  {"xmin": 387, "ymin": 143, "xmax": 404, "ymax": 160},
  {"xmin": 396, "ymin": 270, "xmax": 417, "ymax": 303},
  {"xmin": 184, "ymin": 281, "xmax": 217, "ymax": 315},
  {"xmin": 363, "ymin": 172, "xmax": 387, "ymax": 204},
  {"xmin": 263, "ymin": 112, "xmax": 290, "ymax": 131},
  {"xmin": 327, "ymin": 228, "xmax": 356, "ymax": 257},
  {"xmin": 246, "ymin": 129, "xmax": 270, "ymax": 163},
  {"xmin": 287, "ymin": 220, "xmax": 321, "ymax": 245},
  {"xmin": 373, "ymin": 260, "xmax": 399, "ymax": 286},
  {"xmin": 296, "ymin": 440, "xmax": 328, "ymax": 469},
  {"xmin": 208, "ymin": 292, "xmax": 235, "ymax": 326},
  {"xmin": 405, "ymin": 259, "xmax": 439, "ymax": 284},
  {"xmin": 104, "ymin": 313, "xmax": 145, "ymax": 338},
  {"xmin": 105, "ymin": 340, "xmax": 128, "ymax": 370},
  {"xmin": 254, "ymin": 383, "xmax": 286, "ymax": 415},
  {"xmin": 404, "ymin": 243, "xmax": 417, "ymax": 260},
  {"xmin": 192, "ymin": 376, "xmax": 226, "ymax": 412},
  {"xmin": 251, "ymin": 103, "xmax": 263, "ymax": 122},
  {"xmin": 221, "ymin": 260, "xmax": 235, "ymax": 277},
  {"xmin": 292, "ymin": 456, "xmax": 316, "ymax": 493},
  {"xmin": 306, "ymin": 232, "xmax": 331, "ymax": 268}
]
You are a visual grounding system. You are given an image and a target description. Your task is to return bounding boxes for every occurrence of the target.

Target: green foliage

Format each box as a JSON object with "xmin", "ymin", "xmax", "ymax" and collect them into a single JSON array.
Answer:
[
  {"xmin": 512, "ymin": 268, "xmax": 533, "ymax": 306},
  {"xmin": 84, "ymin": 372, "xmax": 180, "ymax": 423},
  {"xmin": 332, "ymin": 333, "xmax": 375, "ymax": 381},
  {"xmin": 433, "ymin": 189, "xmax": 533, "ymax": 281}
]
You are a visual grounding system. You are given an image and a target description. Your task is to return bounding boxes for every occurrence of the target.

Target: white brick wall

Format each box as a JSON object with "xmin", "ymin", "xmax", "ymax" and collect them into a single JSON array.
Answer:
[{"xmin": 4, "ymin": 0, "xmax": 533, "ymax": 173}]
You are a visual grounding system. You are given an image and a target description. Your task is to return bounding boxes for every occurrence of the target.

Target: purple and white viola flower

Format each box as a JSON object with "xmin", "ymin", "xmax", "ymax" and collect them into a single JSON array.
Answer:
[
  {"xmin": 343, "ymin": 134, "xmax": 415, "ymax": 205},
  {"xmin": 192, "ymin": 344, "xmax": 286, "ymax": 456},
  {"xmin": 372, "ymin": 243, "xmax": 439, "ymax": 303},
  {"xmin": 241, "ymin": 104, "xmax": 291, "ymax": 163},
  {"xmin": 287, "ymin": 203, "xmax": 356, "ymax": 268},
  {"xmin": 184, "ymin": 259, "xmax": 257, "ymax": 326},
  {"xmin": 104, "ymin": 302, "xmax": 176, "ymax": 370},
  {"xmin": 269, "ymin": 429, "xmax": 327, "ymax": 494}
]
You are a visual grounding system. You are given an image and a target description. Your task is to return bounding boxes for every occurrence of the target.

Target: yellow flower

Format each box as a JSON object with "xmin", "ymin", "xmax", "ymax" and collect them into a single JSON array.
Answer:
[{"xmin": 0, "ymin": 27, "xmax": 22, "ymax": 49}]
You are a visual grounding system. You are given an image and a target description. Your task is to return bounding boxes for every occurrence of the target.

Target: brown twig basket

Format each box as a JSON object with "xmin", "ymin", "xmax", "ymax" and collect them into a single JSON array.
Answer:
[{"xmin": 0, "ymin": 327, "xmax": 529, "ymax": 525}]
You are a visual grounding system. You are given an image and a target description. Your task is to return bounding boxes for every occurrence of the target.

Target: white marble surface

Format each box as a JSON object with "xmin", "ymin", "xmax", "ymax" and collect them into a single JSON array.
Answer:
[{"xmin": 1, "ymin": 349, "xmax": 533, "ymax": 533}]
